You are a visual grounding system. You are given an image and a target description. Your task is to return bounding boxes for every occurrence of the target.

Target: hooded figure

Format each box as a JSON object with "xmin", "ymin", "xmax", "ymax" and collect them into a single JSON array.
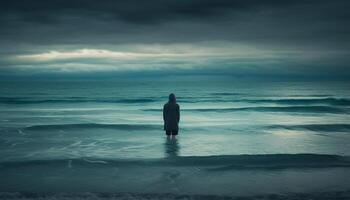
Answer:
[{"xmin": 163, "ymin": 93, "xmax": 180, "ymax": 136}]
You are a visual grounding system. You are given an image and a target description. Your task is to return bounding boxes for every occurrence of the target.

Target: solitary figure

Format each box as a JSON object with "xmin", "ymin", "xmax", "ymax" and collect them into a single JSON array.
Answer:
[{"xmin": 163, "ymin": 93, "xmax": 180, "ymax": 138}]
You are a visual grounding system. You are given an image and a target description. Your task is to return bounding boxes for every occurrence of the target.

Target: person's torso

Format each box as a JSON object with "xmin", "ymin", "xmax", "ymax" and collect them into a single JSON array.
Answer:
[{"xmin": 164, "ymin": 103, "xmax": 178, "ymax": 120}]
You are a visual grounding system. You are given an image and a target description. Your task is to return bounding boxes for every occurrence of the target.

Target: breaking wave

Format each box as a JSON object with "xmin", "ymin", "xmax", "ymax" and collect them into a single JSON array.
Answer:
[
  {"xmin": 144, "ymin": 106, "xmax": 347, "ymax": 114},
  {"xmin": 243, "ymin": 97, "xmax": 350, "ymax": 106},
  {"xmin": 268, "ymin": 124, "xmax": 350, "ymax": 132},
  {"xmin": 24, "ymin": 123, "xmax": 161, "ymax": 131},
  {"xmin": 1, "ymin": 96, "xmax": 349, "ymax": 106},
  {"xmin": 2, "ymin": 154, "xmax": 349, "ymax": 169},
  {"xmin": 0, "ymin": 97, "xmax": 157, "ymax": 104}
]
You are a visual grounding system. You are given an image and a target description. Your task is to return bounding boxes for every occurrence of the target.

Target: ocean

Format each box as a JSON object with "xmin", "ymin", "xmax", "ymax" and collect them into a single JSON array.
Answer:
[{"xmin": 0, "ymin": 80, "xmax": 350, "ymax": 199}]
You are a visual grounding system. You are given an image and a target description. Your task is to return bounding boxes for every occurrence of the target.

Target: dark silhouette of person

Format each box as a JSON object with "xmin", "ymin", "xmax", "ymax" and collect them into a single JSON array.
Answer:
[{"xmin": 163, "ymin": 93, "xmax": 180, "ymax": 138}]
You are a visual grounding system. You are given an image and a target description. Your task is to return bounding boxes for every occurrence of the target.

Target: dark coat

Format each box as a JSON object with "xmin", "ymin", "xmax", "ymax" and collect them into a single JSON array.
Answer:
[{"xmin": 163, "ymin": 102, "xmax": 180, "ymax": 131}]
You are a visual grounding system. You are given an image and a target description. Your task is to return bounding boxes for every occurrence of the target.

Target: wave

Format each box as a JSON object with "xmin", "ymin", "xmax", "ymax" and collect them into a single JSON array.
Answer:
[
  {"xmin": 289, "ymin": 94, "xmax": 334, "ymax": 97},
  {"xmin": 269, "ymin": 124, "xmax": 350, "ymax": 132},
  {"xmin": 1, "ymin": 96, "xmax": 349, "ymax": 106},
  {"xmin": 184, "ymin": 97, "xmax": 350, "ymax": 105},
  {"xmin": 2, "ymin": 154, "xmax": 349, "ymax": 169},
  {"xmin": 212, "ymin": 93, "xmax": 333, "ymax": 98},
  {"xmin": 1, "ymin": 191, "xmax": 350, "ymax": 200},
  {"xmin": 24, "ymin": 123, "xmax": 161, "ymax": 131},
  {"xmin": 243, "ymin": 97, "xmax": 350, "ymax": 106},
  {"xmin": 211, "ymin": 92, "xmax": 243, "ymax": 96},
  {"xmin": 0, "ymin": 97, "xmax": 157, "ymax": 104},
  {"xmin": 144, "ymin": 106, "xmax": 347, "ymax": 114}
]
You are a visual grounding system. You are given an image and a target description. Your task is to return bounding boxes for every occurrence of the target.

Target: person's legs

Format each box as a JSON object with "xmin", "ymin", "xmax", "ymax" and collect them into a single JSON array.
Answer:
[
  {"xmin": 171, "ymin": 130, "xmax": 178, "ymax": 139},
  {"xmin": 166, "ymin": 130, "xmax": 171, "ymax": 138}
]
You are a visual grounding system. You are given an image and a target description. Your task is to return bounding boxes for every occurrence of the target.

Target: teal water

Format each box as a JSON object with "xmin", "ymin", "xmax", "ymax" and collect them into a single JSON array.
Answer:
[{"xmin": 0, "ymin": 80, "xmax": 350, "ymax": 198}]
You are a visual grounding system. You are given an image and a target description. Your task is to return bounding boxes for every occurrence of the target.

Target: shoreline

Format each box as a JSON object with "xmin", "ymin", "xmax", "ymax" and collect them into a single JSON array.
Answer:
[{"xmin": 1, "ymin": 190, "xmax": 350, "ymax": 200}]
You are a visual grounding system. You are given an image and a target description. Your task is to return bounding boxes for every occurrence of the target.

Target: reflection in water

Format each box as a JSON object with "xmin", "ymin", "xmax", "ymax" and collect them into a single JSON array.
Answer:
[{"xmin": 164, "ymin": 137, "xmax": 180, "ymax": 158}]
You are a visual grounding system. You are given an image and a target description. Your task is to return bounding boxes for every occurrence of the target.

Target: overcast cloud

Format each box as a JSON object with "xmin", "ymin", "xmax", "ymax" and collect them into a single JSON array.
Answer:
[{"xmin": 0, "ymin": 0, "xmax": 349, "ymax": 79}]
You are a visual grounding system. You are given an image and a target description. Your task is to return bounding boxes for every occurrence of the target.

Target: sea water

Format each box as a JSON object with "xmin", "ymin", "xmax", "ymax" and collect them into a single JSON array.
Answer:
[{"xmin": 0, "ymin": 80, "xmax": 350, "ymax": 199}]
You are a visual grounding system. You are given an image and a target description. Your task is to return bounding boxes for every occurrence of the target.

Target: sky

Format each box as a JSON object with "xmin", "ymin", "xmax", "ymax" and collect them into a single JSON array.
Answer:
[{"xmin": 0, "ymin": 0, "xmax": 349, "ymax": 80}]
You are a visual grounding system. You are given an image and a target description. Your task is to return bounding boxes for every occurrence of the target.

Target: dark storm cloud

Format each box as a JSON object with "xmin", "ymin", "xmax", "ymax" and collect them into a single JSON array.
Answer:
[
  {"xmin": 0, "ymin": 0, "xmax": 350, "ymax": 37},
  {"xmin": 0, "ymin": 0, "xmax": 301, "ymax": 24},
  {"xmin": 0, "ymin": 0, "xmax": 347, "ymax": 25},
  {"xmin": 1, "ymin": 0, "xmax": 349, "ymax": 44},
  {"xmin": 0, "ymin": 0, "xmax": 349, "ymax": 79}
]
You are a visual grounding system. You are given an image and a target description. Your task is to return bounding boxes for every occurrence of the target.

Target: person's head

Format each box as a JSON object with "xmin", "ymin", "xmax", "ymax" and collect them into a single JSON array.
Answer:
[{"xmin": 168, "ymin": 93, "xmax": 176, "ymax": 103}]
